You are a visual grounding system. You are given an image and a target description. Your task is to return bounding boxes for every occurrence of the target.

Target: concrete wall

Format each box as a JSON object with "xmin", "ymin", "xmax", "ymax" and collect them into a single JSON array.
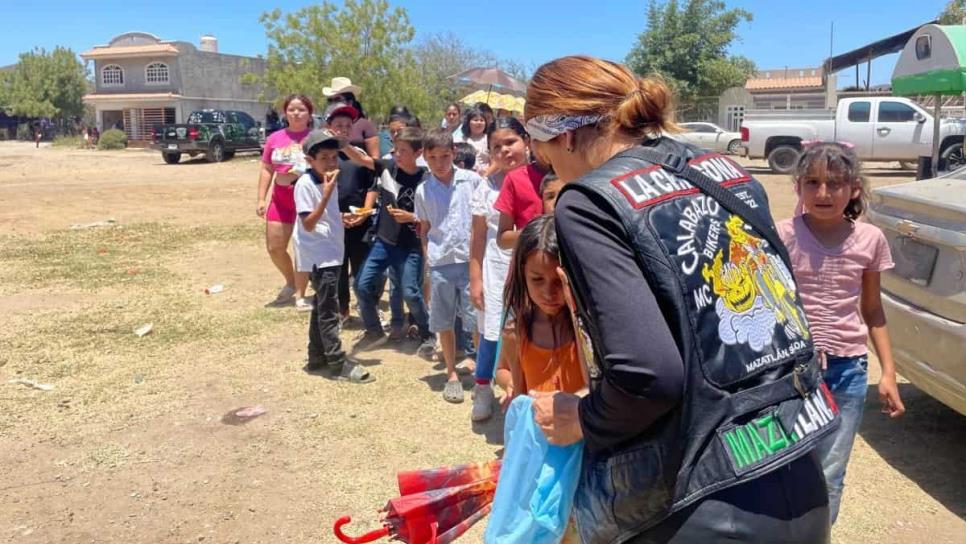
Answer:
[
  {"xmin": 717, "ymin": 87, "xmax": 753, "ymax": 130},
  {"xmin": 92, "ymin": 57, "xmax": 182, "ymax": 94},
  {"xmin": 751, "ymin": 92, "xmax": 829, "ymax": 110},
  {"xmin": 174, "ymin": 42, "xmax": 266, "ymax": 103}
]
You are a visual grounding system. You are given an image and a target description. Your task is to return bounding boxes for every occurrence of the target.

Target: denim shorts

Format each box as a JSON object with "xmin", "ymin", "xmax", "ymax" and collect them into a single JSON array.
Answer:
[{"xmin": 429, "ymin": 263, "xmax": 476, "ymax": 334}]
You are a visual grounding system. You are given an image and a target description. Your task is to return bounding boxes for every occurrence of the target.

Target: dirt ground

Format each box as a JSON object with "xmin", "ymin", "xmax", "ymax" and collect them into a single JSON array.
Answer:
[{"xmin": 0, "ymin": 141, "xmax": 963, "ymax": 544}]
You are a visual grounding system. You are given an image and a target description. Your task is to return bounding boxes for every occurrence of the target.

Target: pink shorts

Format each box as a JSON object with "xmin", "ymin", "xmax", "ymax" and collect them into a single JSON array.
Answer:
[{"xmin": 266, "ymin": 183, "xmax": 296, "ymax": 224}]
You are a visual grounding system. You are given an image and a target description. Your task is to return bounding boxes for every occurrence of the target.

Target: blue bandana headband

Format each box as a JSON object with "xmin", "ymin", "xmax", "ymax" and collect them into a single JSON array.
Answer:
[{"xmin": 525, "ymin": 114, "xmax": 605, "ymax": 142}]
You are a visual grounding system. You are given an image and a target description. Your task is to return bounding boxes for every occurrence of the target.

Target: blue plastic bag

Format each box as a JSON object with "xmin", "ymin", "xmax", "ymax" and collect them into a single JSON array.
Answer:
[{"xmin": 484, "ymin": 395, "xmax": 583, "ymax": 544}]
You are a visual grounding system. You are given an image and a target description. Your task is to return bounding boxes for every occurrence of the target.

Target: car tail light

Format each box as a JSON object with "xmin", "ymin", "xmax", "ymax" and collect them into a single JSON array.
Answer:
[
  {"xmin": 740, "ymin": 126, "xmax": 749, "ymax": 142},
  {"xmin": 188, "ymin": 127, "xmax": 199, "ymax": 141},
  {"xmin": 150, "ymin": 128, "xmax": 157, "ymax": 142}
]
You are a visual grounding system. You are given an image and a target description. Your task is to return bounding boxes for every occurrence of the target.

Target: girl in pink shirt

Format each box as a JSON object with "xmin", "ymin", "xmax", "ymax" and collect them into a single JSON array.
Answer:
[
  {"xmin": 777, "ymin": 142, "xmax": 905, "ymax": 524},
  {"xmin": 257, "ymin": 94, "xmax": 314, "ymax": 309}
]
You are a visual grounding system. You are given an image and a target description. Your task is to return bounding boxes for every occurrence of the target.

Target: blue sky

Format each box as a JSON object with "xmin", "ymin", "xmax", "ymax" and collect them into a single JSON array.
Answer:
[{"xmin": 0, "ymin": 0, "xmax": 950, "ymax": 88}]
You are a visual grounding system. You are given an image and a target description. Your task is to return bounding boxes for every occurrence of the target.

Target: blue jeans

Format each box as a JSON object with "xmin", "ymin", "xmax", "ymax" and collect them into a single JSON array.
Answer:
[
  {"xmin": 814, "ymin": 354, "xmax": 868, "ymax": 524},
  {"xmin": 475, "ymin": 338, "xmax": 498, "ymax": 382},
  {"xmin": 385, "ymin": 269, "xmax": 405, "ymax": 328},
  {"xmin": 355, "ymin": 239, "xmax": 429, "ymax": 337}
]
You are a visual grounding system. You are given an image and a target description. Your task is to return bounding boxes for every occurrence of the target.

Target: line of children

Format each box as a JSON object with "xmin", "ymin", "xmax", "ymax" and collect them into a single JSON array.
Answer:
[{"xmin": 295, "ymin": 109, "xmax": 579, "ymax": 415}]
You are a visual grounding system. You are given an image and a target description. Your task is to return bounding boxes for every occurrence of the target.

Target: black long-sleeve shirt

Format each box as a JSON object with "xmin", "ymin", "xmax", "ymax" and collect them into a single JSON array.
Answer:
[{"xmin": 555, "ymin": 189, "xmax": 685, "ymax": 453}]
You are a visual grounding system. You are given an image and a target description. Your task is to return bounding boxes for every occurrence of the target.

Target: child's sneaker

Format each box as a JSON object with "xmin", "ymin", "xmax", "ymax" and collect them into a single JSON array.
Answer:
[
  {"xmin": 295, "ymin": 297, "xmax": 313, "ymax": 312},
  {"xmin": 266, "ymin": 285, "xmax": 296, "ymax": 307},
  {"xmin": 471, "ymin": 384, "xmax": 494, "ymax": 421},
  {"xmin": 352, "ymin": 330, "xmax": 388, "ymax": 353}
]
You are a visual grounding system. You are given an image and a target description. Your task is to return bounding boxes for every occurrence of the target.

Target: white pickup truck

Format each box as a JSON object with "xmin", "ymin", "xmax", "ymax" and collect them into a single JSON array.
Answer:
[{"xmin": 740, "ymin": 96, "xmax": 966, "ymax": 174}]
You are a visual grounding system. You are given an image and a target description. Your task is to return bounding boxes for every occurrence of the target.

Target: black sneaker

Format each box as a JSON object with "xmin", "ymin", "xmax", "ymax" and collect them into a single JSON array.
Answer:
[
  {"xmin": 416, "ymin": 335, "xmax": 437, "ymax": 361},
  {"xmin": 352, "ymin": 330, "xmax": 388, "ymax": 353}
]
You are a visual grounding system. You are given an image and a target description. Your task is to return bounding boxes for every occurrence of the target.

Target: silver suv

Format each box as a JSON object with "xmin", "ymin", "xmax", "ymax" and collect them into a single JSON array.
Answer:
[{"xmin": 867, "ymin": 168, "xmax": 966, "ymax": 415}]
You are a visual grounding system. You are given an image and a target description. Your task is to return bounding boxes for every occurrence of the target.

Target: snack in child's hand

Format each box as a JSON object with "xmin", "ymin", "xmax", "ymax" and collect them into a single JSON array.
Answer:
[{"xmin": 349, "ymin": 205, "xmax": 376, "ymax": 217}]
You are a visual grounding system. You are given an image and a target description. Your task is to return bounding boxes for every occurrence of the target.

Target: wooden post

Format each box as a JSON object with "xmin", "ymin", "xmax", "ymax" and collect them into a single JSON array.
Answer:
[{"xmin": 932, "ymin": 93, "xmax": 942, "ymax": 177}]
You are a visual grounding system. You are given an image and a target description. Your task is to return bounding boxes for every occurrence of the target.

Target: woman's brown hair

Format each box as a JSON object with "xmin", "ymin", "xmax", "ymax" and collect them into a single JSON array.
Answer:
[{"xmin": 525, "ymin": 55, "xmax": 679, "ymax": 141}]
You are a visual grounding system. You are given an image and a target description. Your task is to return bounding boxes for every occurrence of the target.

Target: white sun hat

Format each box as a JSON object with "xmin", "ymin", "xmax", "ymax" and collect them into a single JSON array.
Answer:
[{"xmin": 323, "ymin": 76, "xmax": 362, "ymax": 97}]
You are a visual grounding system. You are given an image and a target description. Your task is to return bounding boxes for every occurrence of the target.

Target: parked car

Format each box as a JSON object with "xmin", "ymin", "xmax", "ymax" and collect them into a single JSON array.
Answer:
[
  {"xmin": 739, "ymin": 96, "xmax": 966, "ymax": 174},
  {"xmin": 151, "ymin": 109, "xmax": 263, "ymax": 164},
  {"xmin": 675, "ymin": 122, "xmax": 743, "ymax": 154},
  {"xmin": 866, "ymin": 167, "xmax": 966, "ymax": 415}
]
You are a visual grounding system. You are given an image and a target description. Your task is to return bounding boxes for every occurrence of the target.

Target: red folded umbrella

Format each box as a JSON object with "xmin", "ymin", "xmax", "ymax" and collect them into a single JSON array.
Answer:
[{"xmin": 334, "ymin": 460, "xmax": 501, "ymax": 544}]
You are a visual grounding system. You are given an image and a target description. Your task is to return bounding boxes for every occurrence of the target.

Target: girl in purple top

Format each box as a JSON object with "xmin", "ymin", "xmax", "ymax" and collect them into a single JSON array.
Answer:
[
  {"xmin": 777, "ymin": 142, "xmax": 905, "ymax": 524},
  {"xmin": 257, "ymin": 94, "xmax": 314, "ymax": 309}
]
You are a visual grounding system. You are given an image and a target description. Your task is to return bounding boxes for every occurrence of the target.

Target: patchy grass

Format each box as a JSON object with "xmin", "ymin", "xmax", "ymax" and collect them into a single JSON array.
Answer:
[
  {"xmin": 0, "ymin": 220, "xmax": 294, "ymax": 431},
  {"xmin": 0, "ymin": 222, "xmax": 261, "ymax": 290}
]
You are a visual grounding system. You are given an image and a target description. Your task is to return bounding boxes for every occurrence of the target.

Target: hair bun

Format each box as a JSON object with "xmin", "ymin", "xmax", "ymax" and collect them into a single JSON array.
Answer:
[{"xmin": 613, "ymin": 76, "xmax": 676, "ymax": 139}]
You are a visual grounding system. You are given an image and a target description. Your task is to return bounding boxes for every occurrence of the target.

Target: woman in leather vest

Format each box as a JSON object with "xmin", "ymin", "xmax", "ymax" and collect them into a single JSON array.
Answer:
[{"xmin": 524, "ymin": 56, "xmax": 830, "ymax": 543}]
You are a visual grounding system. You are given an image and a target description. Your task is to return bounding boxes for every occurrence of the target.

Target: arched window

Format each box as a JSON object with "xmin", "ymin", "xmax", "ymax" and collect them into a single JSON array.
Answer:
[
  {"xmin": 102, "ymin": 65, "xmax": 124, "ymax": 86},
  {"xmin": 145, "ymin": 62, "xmax": 169, "ymax": 85}
]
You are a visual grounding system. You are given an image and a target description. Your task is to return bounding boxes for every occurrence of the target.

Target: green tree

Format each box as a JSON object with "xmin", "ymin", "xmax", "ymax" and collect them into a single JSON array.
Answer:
[
  {"xmin": 938, "ymin": 0, "xmax": 966, "ymax": 24},
  {"xmin": 254, "ymin": 0, "xmax": 430, "ymax": 122},
  {"xmin": 0, "ymin": 47, "xmax": 87, "ymax": 119},
  {"xmin": 411, "ymin": 32, "xmax": 528, "ymax": 122},
  {"xmin": 626, "ymin": 0, "xmax": 755, "ymax": 100},
  {"xmin": 409, "ymin": 35, "xmax": 533, "ymax": 122}
]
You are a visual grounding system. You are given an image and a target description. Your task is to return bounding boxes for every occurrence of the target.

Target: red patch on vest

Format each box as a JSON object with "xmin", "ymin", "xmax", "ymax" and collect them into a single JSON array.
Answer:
[{"xmin": 610, "ymin": 153, "xmax": 752, "ymax": 209}]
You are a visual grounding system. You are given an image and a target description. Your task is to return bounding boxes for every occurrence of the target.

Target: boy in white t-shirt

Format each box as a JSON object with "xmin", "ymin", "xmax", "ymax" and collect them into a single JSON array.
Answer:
[{"xmin": 295, "ymin": 129, "xmax": 373, "ymax": 384}]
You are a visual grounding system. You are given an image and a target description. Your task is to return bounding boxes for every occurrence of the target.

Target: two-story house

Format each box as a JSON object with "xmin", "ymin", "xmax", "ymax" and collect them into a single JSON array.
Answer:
[{"xmin": 81, "ymin": 31, "xmax": 269, "ymax": 143}]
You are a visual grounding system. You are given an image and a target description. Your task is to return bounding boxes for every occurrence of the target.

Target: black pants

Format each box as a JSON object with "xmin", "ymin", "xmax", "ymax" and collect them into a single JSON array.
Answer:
[
  {"xmin": 309, "ymin": 265, "xmax": 345, "ymax": 365},
  {"xmin": 628, "ymin": 453, "xmax": 830, "ymax": 544},
  {"xmin": 340, "ymin": 227, "xmax": 370, "ymax": 316}
]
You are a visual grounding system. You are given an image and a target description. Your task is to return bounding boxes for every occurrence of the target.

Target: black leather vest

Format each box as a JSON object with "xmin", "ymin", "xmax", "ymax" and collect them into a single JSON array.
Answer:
[{"xmin": 559, "ymin": 141, "xmax": 839, "ymax": 544}]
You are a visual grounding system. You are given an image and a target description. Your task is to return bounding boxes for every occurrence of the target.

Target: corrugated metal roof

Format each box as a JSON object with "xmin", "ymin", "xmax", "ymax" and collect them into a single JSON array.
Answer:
[
  {"xmin": 80, "ymin": 44, "xmax": 179, "ymax": 59},
  {"xmin": 745, "ymin": 76, "xmax": 824, "ymax": 91},
  {"xmin": 825, "ymin": 20, "xmax": 937, "ymax": 73}
]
